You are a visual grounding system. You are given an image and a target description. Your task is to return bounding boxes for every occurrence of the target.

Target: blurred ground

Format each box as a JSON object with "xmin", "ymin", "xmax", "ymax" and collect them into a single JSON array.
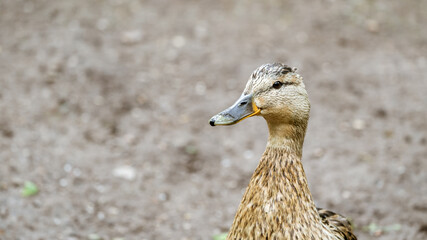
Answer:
[{"xmin": 0, "ymin": 0, "xmax": 426, "ymax": 239}]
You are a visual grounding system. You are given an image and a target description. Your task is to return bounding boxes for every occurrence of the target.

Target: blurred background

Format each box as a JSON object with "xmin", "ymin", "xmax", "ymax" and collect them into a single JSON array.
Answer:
[{"xmin": 0, "ymin": 0, "xmax": 426, "ymax": 239}]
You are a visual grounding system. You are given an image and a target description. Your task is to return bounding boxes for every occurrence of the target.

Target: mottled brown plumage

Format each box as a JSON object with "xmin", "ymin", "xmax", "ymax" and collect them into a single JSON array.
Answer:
[{"xmin": 210, "ymin": 63, "xmax": 357, "ymax": 240}]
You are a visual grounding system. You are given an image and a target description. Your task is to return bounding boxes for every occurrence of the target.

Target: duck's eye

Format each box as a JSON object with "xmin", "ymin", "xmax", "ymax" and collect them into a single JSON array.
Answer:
[{"xmin": 272, "ymin": 81, "xmax": 283, "ymax": 89}]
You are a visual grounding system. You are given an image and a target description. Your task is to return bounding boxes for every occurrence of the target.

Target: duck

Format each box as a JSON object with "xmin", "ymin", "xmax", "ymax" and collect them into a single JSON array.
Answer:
[{"xmin": 209, "ymin": 63, "xmax": 357, "ymax": 240}]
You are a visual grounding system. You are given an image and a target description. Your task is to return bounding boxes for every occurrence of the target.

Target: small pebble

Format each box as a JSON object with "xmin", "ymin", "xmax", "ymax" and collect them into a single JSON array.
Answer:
[
  {"xmin": 121, "ymin": 30, "xmax": 143, "ymax": 44},
  {"xmin": 352, "ymin": 119, "xmax": 365, "ymax": 130},
  {"xmin": 172, "ymin": 35, "xmax": 186, "ymax": 48},
  {"xmin": 397, "ymin": 166, "xmax": 406, "ymax": 175},
  {"xmin": 184, "ymin": 212, "xmax": 192, "ymax": 220},
  {"xmin": 341, "ymin": 191, "xmax": 351, "ymax": 199},
  {"xmin": 366, "ymin": 19, "xmax": 379, "ymax": 33},
  {"xmin": 376, "ymin": 179, "xmax": 384, "ymax": 189},
  {"xmin": 113, "ymin": 165, "xmax": 136, "ymax": 181},
  {"xmin": 94, "ymin": 184, "xmax": 107, "ymax": 193},
  {"xmin": 107, "ymin": 207, "xmax": 119, "ymax": 215},
  {"xmin": 64, "ymin": 163, "xmax": 72, "ymax": 173},
  {"xmin": 85, "ymin": 204, "xmax": 95, "ymax": 214},
  {"xmin": 221, "ymin": 158, "xmax": 231, "ymax": 168},
  {"xmin": 88, "ymin": 233, "xmax": 102, "ymax": 240},
  {"xmin": 158, "ymin": 192, "xmax": 169, "ymax": 201},
  {"xmin": 97, "ymin": 211, "xmax": 105, "ymax": 220},
  {"xmin": 59, "ymin": 178, "xmax": 68, "ymax": 187},
  {"xmin": 53, "ymin": 217, "xmax": 62, "ymax": 225},
  {"xmin": 182, "ymin": 222, "xmax": 192, "ymax": 230},
  {"xmin": 72, "ymin": 168, "xmax": 82, "ymax": 177},
  {"xmin": 244, "ymin": 150, "xmax": 254, "ymax": 160}
]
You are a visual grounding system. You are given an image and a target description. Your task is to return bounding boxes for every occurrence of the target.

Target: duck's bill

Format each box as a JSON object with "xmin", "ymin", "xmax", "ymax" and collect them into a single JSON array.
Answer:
[{"xmin": 209, "ymin": 93, "xmax": 260, "ymax": 126}]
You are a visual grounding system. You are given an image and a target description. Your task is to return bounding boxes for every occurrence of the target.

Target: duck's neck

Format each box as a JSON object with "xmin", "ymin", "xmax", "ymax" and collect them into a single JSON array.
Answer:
[
  {"xmin": 228, "ymin": 123, "xmax": 324, "ymax": 238},
  {"xmin": 266, "ymin": 122, "xmax": 307, "ymax": 157}
]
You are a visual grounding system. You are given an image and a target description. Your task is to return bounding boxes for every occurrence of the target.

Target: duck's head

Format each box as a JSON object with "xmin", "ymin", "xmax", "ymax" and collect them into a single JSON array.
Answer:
[{"xmin": 209, "ymin": 63, "xmax": 310, "ymax": 127}]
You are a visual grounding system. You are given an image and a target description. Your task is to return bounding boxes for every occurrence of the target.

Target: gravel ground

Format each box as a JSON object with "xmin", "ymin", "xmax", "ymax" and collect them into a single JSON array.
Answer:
[{"xmin": 0, "ymin": 0, "xmax": 426, "ymax": 239}]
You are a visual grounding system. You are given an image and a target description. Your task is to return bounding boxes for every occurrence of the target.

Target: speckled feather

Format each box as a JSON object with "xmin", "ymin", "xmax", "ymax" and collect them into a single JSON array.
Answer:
[
  {"xmin": 227, "ymin": 147, "xmax": 356, "ymax": 240},
  {"xmin": 318, "ymin": 208, "xmax": 357, "ymax": 240}
]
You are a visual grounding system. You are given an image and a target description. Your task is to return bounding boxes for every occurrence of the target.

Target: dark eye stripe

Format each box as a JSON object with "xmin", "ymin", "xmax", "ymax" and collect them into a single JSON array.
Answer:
[
  {"xmin": 272, "ymin": 81, "xmax": 282, "ymax": 89},
  {"xmin": 272, "ymin": 81, "xmax": 294, "ymax": 89}
]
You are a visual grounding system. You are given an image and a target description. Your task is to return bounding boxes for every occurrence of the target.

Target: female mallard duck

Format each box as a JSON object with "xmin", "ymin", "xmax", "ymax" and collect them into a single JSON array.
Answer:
[{"xmin": 210, "ymin": 63, "xmax": 357, "ymax": 240}]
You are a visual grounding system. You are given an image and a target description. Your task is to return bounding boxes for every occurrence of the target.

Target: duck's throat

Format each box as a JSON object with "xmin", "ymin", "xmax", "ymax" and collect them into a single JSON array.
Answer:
[
  {"xmin": 228, "ymin": 146, "xmax": 322, "ymax": 238},
  {"xmin": 266, "ymin": 122, "xmax": 307, "ymax": 157}
]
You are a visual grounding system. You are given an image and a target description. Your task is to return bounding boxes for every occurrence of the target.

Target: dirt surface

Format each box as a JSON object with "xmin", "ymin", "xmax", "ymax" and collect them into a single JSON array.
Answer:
[{"xmin": 0, "ymin": 0, "xmax": 426, "ymax": 239}]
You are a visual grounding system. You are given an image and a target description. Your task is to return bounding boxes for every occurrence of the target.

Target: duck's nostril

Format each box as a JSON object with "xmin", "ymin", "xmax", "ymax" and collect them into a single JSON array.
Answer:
[
  {"xmin": 209, "ymin": 119, "xmax": 216, "ymax": 126},
  {"xmin": 239, "ymin": 101, "xmax": 248, "ymax": 106}
]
